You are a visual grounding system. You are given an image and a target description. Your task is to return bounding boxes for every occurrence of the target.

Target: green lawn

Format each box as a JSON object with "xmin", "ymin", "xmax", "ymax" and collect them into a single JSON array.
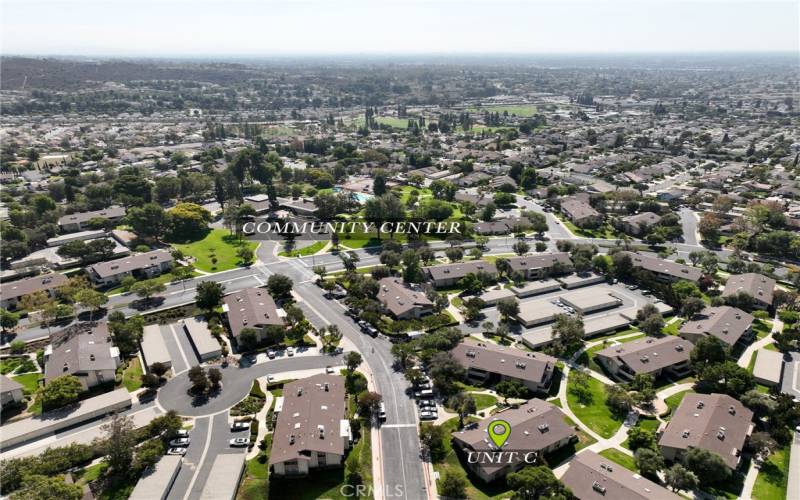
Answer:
[
  {"xmin": 753, "ymin": 319, "xmax": 773, "ymax": 340},
  {"xmin": 664, "ymin": 390, "xmax": 693, "ymax": 416},
  {"xmin": 663, "ymin": 319, "xmax": 684, "ymax": 336},
  {"xmin": 590, "ymin": 326, "xmax": 641, "ymax": 343},
  {"xmin": 12, "ymin": 372, "xmax": 41, "ymax": 395},
  {"xmin": 74, "ymin": 462, "xmax": 109, "ymax": 485},
  {"xmin": 763, "ymin": 343, "xmax": 780, "ymax": 352},
  {"xmin": 752, "ymin": 445, "xmax": 790, "ymax": 500},
  {"xmin": 105, "ymin": 269, "xmax": 200, "ymax": 295},
  {"xmin": 171, "ymin": 229, "xmax": 257, "ymax": 272},
  {"xmin": 120, "ymin": 358, "xmax": 143, "ymax": 392},
  {"xmin": 472, "ymin": 393, "xmax": 497, "ymax": 411},
  {"xmin": 353, "ymin": 115, "xmax": 411, "ymax": 129},
  {"xmin": 598, "ymin": 448, "xmax": 637, "ymax": 472},
  {"xmin": 566, "ymin": 373, "xmax": 624, "ymax": 439},
  {"xmin": 279, "ymin": 241, "xmax": 327, "ymax": 257},
  {"xmin": 621, "ymin": 417, "xmax": 660, "ymax": 449}
]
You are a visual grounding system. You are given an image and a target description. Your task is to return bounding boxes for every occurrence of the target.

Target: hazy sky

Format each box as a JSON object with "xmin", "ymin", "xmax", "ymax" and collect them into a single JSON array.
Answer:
[{"xmin": 2, "ymin": 0, "xmax": 798, "ymax": 56}]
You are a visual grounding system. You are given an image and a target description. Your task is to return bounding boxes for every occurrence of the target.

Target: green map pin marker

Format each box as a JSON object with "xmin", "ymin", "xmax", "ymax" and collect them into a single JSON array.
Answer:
[{"xmin": 488, "ymin": 419, "xmax": 511, "ymax": 448}]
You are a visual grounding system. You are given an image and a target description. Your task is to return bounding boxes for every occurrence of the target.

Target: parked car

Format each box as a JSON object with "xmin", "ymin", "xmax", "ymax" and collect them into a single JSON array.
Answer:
[
  {"xmin": 326, "ymin": 366, "xmax": 335, "ymax": 374},
  {"xmin": 175, "ymin": 429, "xmax": 190, "ymax": 438},
  {"xmin": 229, "ymin": 437, "xmax": 249, "ymax": 447},
  {"xmin": 378, "ymin": 402, "xmax": 387, "ymax": 422},
  {"xmin": 169, "ymin": 437, "xmax": 190, "ymax": 447},
  {"xmin": 464, "ymin": 422, "xmax": 479, "ymax": 430},
  {"xmin": 287, "ymin": 347, "xmax": 294, "ymax": 357},
  {"xmin": 417, "ymin": 399, "xmax": 435, "ymax": 409},
  {"xmin": 167, "ymin": 447, "xmax": 187, "ymax": 456},
  {"xmin": 419, "ymin": 410, "xmax": 437, "ymax": 420},
  {"xmin": 267, "ymin": 350, "xmax": 276, "ymax": 359},
  {"xmin": 231, "ymin": 421, "xmax": 250, "ymax": 432},
  {"xmin": 414, "ymin": 389, "xmax": 434, "ymax": 399}
]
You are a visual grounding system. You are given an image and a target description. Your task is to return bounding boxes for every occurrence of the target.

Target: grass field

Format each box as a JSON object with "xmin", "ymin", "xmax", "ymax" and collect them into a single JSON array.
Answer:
[
  {"xmin": 12, "ymin": 373, "xmax": 41, "ymax": 395},
  {"xmin": 566, "ymin": 373, "xmax": 624, "ymax": 439},
  {"xmin": 171, "ymin": 229, "xmax": 258, "ymax": 272},
  {"xmin": 598, "ymin": 448, "xmax": 637, "ymax": 472},
  {"xmin": 354, "ymin": 115, "xmax": 411, "ymax": 129},
  {"xmin": 120, "ymin": 358, "xmax": 143, "ymax": 392},
  {"xmin": 469, "ymin": 105, "xmax": 538, "ymax": 117},
  {"xmin": 105, "ymin": 269, "xmax": 200, "ymax": 295},
  {"xmin": 752, "ymin": 445, "xmax": 790, "ymax": 500},
  {"xmin": 663, "ymin": 318, "xmax": 684, "ymax": 336}
]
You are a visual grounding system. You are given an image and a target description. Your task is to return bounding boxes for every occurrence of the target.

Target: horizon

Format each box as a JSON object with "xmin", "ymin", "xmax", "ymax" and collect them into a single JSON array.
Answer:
[{"xmin": 2, "ymin": 0, "xmax": 798, "ymax": 56}]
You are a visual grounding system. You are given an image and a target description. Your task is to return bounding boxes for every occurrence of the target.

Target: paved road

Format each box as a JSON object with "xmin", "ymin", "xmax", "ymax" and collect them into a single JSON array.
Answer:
[
  {"xmin": 156, "ymin": 353, "xmax": 343, "ymax": 417},
  {"xmin": 297, "ymin": 281, "xmax": 428, "ymax": 500},
  {"xmin": 679, "ymin": 207, "xmax": 700, "ymax": 246},
  {"xmin": 787, "ymin": 430, "xmax": 800, "ymax": 500}
]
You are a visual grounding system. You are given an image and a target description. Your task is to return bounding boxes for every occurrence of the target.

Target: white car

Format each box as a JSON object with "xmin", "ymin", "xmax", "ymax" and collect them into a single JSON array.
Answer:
[
  {"xmin": 229, "ymin": 437, "xmax": 249, "ymax": 447},
  {"xmin": 231, "ymin": 421, "xmax": 250, "ymax": 432},
  {"xmin": 267, "ymin": 350, "xmax": 276, "ymax": 359},
  {"xmin": 175, "ymin": 429, "xmax": 190, "ymax": 438},
  {"xmin": 326, "ymin": 366, "xmax": 335, "ymax": 374},
  {"xmin": 169, "ymin": 437, "xmax": 190, "ymax": 447},
  {"xmin": 287, "ymin": 347, "xmax": 295, "ymax": 357},
  {"xmin": 167, "ymin": 447, "xmax": 187, "ymax": 456},
  {"xmin": 419, "ymin": 410, "xmax": 437, "ymax": 420}
]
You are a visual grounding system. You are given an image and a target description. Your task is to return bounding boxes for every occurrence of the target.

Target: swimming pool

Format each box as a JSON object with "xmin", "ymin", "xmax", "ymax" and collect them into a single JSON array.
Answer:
[{"xmin": 334, "ymin": 187, "xmax": 373, "ymax": 203}]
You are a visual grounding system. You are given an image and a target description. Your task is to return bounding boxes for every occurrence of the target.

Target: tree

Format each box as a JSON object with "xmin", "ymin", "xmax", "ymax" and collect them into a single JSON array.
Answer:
[
  {"xmin": 141, "ymin": 373, "xmax": 160, "ymax": 389},
  {"xmin": 497, "ymin": 297, "xmax": 520, "ymax": 323},
  {"xmin": 238, "ymin": 328, "xmax": 259, "ymax": 351},
  {"xmin": 132, "ymin": 438, "xmax": 165, "ymax": 472},
  {"xmin": 9, "ymin": 475, "xmax": 83, "ymax": 500},
  {"xmin": 195, "ymin": 281, "xmax": 225, "ymax": 311},
  {"xmin": 262, "ymin": 324, "xmax": 285, "ymax": 346},
  {"xmin": 130, "ymin": 279, "xmax": 166, "ymax": 303},
  {"xmin": 429, "ymin": 352, "xmax": 466, "ymax": 396},
  {"xmin": 683, "ymin": 448, "xmax": 731, "ymax": 486},
  {"xmin": 507, "ymin": 466, "xmax": 571, "ymax": 499},
  {"xmin": 626, "ymin": 426, "xmax": 657, "ymax": 452},
  {"xmin": 0, "ymin": 308, "xmax": 19, "ymax": 333},
  {"xmin": 188, "ymin": 366, "xmax": 209, "ymax": 394},
  {"xmin": 345, "ymin": 351, "xmax": 363, "ymax": 375},
  {"xmin": 150, "ymin": 361, "xmax": 169, "ymax": 377},
  {"xmin": 357, "ymin": 391, "xmax": 383, "ymax": 416},
  {"xmin": 512, "ymin": 240, "xmax": 530, "ymax": 256},
  {"xmin": 698, "ymin": 212, "xmax": 722, "ymax": 242},
  {"xmin": 480, "ymin": 202, "xmax": 497, "ymax": 222},
  {"xmin": 207, "ymin": 368, "xmax": 223, "ymax": 389},
  {"xmin": 634, "ymin": 447, "xmax": 664, "ymax": 478},
  {"xmin": 681, "ymin": 297, "xmax": 705, "ymax": 318},
  {"xmin": 665, "ymin": 463, "xmax": 699, "ymax": 492},
  {"xmin": 695, "ymin": 361, "xmax": 754, "ymax": 395},
  {"xmin": 444, "ymin": 246, "xmax": 464, "ymax": 262},
  {"xmin": 236, "ymin": 246, "xmax": 255, "ymax": 265},
  {"xmin": 108, "ymin": 313, "xmax": 145, "ymax": 356},
  {"xmin": 496, "ymin": 379, "xmax": 527, "ymax": 404},
  {"xmin": 101, "ymin": 413, "xmax": 136, "ymax": 473},
  {"xmin": 127, "ymin": 203, "xmax": 169, "ymax": 242},
  {"xmin": 168, "ymin": 202, "xmax": 212, "ymax": 240},
  {"xmin": 39, "ymin": 375, "xmax": 82, "ymax": 410},
  {"xmin": 605, "ymin": 384, "xmax": 634, "ymax": 416},
  {"xmin": 439, "ymin": 470, "xmax": 468, "ymax": 499},
  {"xmin": 639, "ymin": 313, "xmax": 665, "ymax": 336},
  {"xmin": 747, "ymin": 431, "xmax": 777, "ymax": 458},
  {"xmin": 550, "ymin": 314, "xmax": 584, "ymax": 356},
  {"xmin": 419, "ymin": 423, "xmax": 447, "ymax": 462},
  {"xmin": 447, "ymin": 392, "xmax": 477, "ymax": 428},
  {"xmin": 74, "ymin": 289, "xmax": 107, "ymax": 320},
  {"xmin": 689, "ymin": 336, "xmax": 728, "ymax": 371},
  {"xmin": 267, "ymin": 274, "xmax": 293, "ymax": 299}
]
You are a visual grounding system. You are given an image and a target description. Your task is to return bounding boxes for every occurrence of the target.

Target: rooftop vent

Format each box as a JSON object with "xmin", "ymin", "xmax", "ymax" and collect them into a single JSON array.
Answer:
[
  {"xmin": 289, "ymin": 435, "xmax": 295, "ymax": 445},
  {"xmin": 537, "ymin": 423, "xmax": 549, "ymax": 432},
  {"xmin": 728, "ymin": 406, "xmax": 736, "ymax": 415},
  {"xmin": 697, "ymin": 401, "xmax": 704, "ymax": 409},
  {"xmin": 675, "ymin": 345, "xmax": 684, "ymax": 352},
  {"xmin": 297, "ymin": 388, "xmax": 303, "ymax": 396},
  {"xmin": 682, "ymin": 429, "xmax": 691, "ymax": 438}
]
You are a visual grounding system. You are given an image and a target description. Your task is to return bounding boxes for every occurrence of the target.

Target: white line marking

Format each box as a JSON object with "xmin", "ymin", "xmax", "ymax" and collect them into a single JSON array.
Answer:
[
  {"xmin": 381, "ymin": 423, "xmax": 416, "ymax": 428},
  {"xmin": 183, "ymin": 416, "xmax": 214, "ymax": 500}
]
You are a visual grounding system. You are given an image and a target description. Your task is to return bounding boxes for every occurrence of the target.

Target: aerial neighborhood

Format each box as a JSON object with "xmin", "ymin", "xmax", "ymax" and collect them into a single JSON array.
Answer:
[{"xmin": 0, "ymin": 52, "xmax": 798, "ymax": 500}]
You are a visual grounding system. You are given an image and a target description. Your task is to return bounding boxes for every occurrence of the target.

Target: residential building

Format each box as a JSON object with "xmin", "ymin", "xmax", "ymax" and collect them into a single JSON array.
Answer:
[
  {"xmin": 44, "ymin": 322, "xmax": 121, "ymax": 390},
  {"xmin": 222, "ymin": 287, "xmax": 284, "ymax": 341},
  {"xmin": 560, "ymin": 197, "xmax": 602, "ymax": 227},
  {"xmin": 679, "ymin": 306, "xmax": 754, "ymax": 348},
  {"xmin": 452, "ymin": 399, "xmax": 575, "ymax": 482},
  {"xmin": 87, "ymin": 249, "xmax": 173, "ymax": 286},
  {"xmin": 450, "ymin": 339, "xmax": 557, "ymax": 392},
  {"xmin": 722, "ymin": 273, "xmax": 775, "ymax": 310},
  {"xmin": 505, "ymin": 253, "xmax": 572, "ymax": 280},
  {"xmin": 376, "ymin": 277, "xmax": 433, "ymax": 319},
  {"xmin": 0, "ymin": 273, "xmax": 68, "ymax": 309},
  {"xmin": 621, "ymin": 212, "xmax": 661, "ymax": 235},
  {"xmin": 0, "ymin": 375, "xmax": 25, "ymax": 405},
  {"xmin": 622, "ymin": 252, "xmax": 702, "ymax": 282},
  {"xmin": 595, "ymin": 336, "xmax": 693, "ymax": 381},
  {"xmin": 57, "ymin": 206, "xmax": 126, "ymax": 233},
  {"xmin": 269, "ymin": 374, "xmax": 352, "ymax": 476},
  {"xmin": 424, "ymin": 260, "xmax": 498, "ymax": 288},
  {"xmin": 561, "ymin": 450, "xmax": 681, "ymax": 500},
  {"xmin": 658, "ymin": 393, "xmax": 754, "ymax": 470}
]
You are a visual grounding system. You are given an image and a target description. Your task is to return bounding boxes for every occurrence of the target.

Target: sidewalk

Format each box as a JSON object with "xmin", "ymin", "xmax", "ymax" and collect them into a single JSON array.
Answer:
[{"xmin": 245, "ymin": 377, "xmax": 273, "ymax": 460}]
